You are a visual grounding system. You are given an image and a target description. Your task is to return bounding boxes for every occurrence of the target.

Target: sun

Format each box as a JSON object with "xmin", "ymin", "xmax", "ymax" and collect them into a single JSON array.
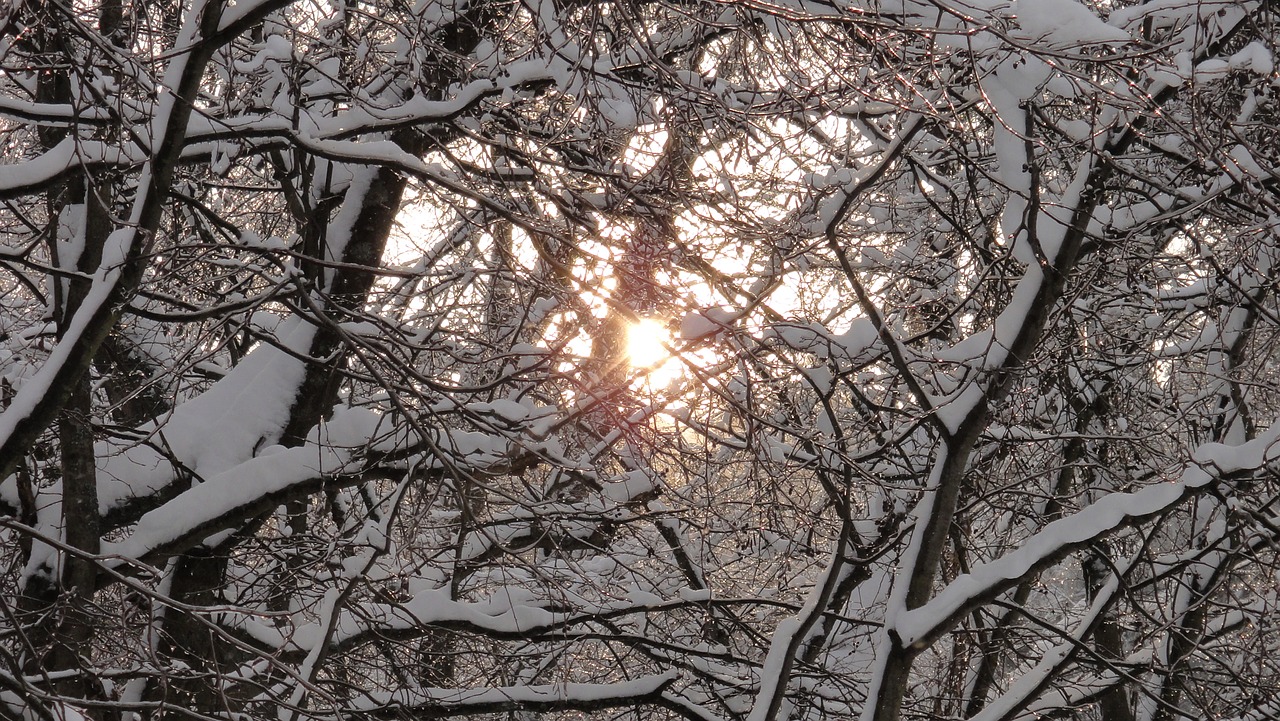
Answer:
[
  {"xmin": 625, "ymin": 318, "xmax": 684, "ymax": 387},
  {"xmin": 626, "ymin": 318, "xmax": 670, "ymax": 369}
]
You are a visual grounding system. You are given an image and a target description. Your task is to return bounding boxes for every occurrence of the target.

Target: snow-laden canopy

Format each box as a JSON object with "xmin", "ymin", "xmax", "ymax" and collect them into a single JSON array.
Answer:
[{"xmin": 0, "ymin": 0, "xmax": 1278, "ymax": 719}]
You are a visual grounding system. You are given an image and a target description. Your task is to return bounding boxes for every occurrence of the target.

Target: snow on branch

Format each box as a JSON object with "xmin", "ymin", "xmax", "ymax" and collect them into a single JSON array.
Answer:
[
  {"xmin": 350, "ymin": 672, "xmax": 681, "ymax": 717},
  {"xmin": 0, "ymin": 138, "xmax": 139, "ymax": 198},
  {"xmin": 896, "ymin": 420, "xmax": 1280, "ymax": 650}
]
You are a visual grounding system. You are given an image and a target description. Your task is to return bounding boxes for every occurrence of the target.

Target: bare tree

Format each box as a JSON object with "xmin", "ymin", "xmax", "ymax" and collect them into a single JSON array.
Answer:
[{"xmin": 0, "ymin": 0, "xmax": 1278, "ymax": 719}]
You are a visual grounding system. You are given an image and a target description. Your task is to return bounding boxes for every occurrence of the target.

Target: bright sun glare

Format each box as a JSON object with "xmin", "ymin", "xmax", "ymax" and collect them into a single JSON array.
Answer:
[
  {"xmin": 626, "ymin": 318, "xmax": 684, "ymax": 388},
  {"xmin": 627, "ymin": 319, "xmax": 669, "ymax": 369}
]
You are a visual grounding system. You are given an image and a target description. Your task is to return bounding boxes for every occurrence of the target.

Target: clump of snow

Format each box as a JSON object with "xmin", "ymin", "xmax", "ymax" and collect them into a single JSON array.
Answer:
[
  {"xmin": 680, "ymin": 307, "xmax": 735, "ymax": 340},
  {"xmin": 1225, "ymin": 145, "xmax": 1271, "ymax": 182},
  {"xmin": 338, "ymin": 320, "xmax": 381, "ymax": 337},
  {"xmin": 350, "ymin": 673, "xmax": 678, "ymax": 712},
  {"xmin": 506, "ymin": 343, "xmax": 549, "ymax": 371},
  {"xmin": 595, "ymin": 85, "xmax": 638, "ymax": 130},
  {"xmin": 467, "ymin": 398, "xmax": 531, "ymax": 423},
  {"xmin": 1229, "ymin": 41, "xmax": 1274, "ymax": 76},
  {"xmin": 312, "ymin": 406, "xmax": 384, "ymax": 447},
  {"xmin": 1193, "ymin": 58, "xmax": 1231, "ymax": 81},
  {"xmin": 834, "ymin": 318, "xmax": 878, "ymax": 357},
  {"xmin": 935, "ymin": 329, "xmax": 995, "ymax": 364},
  {"xmin": 602, "ymin": 470, "xmax": 656, "ymax": 503},
  {"xmin": 677, "ymin": 587, "xmax": 711, "ymax": 602},
  {"xmin": 765, "ymin": 318, "xmax": 880, "ymax": 365},
  {"xmin": 926, "ymin": 383, "xmax": 984, "ymax": 435},
  {"xmin": 1012, "ymin": 0, "xmax": 1130, "ymax": 48},
  {"xmin": 104, "ymin": 437, "xmax": 362, "ymax": 561},
  {"xmin": 97, "ymin": 317, "xmax": 318, "ymax": 513}
]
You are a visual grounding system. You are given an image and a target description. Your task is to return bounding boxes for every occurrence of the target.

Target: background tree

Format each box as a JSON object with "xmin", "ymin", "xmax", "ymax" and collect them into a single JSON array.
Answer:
[{"xmin": 0, "ymin": 0, "xmax": 1278, "ymax": 719}]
